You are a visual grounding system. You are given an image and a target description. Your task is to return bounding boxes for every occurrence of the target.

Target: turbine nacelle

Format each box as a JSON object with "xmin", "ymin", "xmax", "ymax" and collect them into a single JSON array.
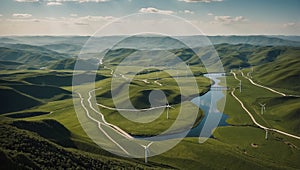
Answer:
[{"xmin": 259, "ymin": 103, "xmax": 266, "ymax": 114}]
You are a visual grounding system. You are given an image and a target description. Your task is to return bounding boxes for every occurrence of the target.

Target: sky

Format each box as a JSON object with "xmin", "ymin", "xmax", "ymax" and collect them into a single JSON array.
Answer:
[{"xmin": 0, "ymin": 0, "xmax": 299, "ymax": 36}]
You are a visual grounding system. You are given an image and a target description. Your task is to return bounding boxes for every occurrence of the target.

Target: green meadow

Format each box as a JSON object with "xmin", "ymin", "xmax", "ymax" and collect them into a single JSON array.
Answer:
[{"xmin": 1, "ymin": 36, "xmax": 300, "ymax": 169}]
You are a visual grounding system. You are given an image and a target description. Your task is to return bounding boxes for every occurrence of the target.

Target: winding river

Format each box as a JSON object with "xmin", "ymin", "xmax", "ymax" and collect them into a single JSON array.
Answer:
[
  {"xmin": 135, "ymin": 73, "xmax": 228, "ymax": 140},
  {"xmin": 187, "ymin": 73, "xmax": 228, "ymax": 137}
]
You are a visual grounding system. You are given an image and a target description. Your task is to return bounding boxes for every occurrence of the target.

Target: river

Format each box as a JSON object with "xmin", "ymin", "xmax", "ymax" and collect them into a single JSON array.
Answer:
[
  {"xmin": 187, "ymin": 73, "xmax": 228, "ymax": 137},
  {"xmin": 134, "ymin": 73, "xmax": 228, "ymax": 141}
]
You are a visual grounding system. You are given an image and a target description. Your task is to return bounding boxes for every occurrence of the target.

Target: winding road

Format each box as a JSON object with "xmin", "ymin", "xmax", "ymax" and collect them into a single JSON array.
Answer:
[
  {"xmin": 77, "ymin": 92, "xmax": 130, "ymax": 155},
  {"xmin": 231, "ymin": 71, "xmax": 300, "ymax": 140},
  {"xmin": 75, "ymin": 64, "xmax": 166, "ymax": 157},
  {"xmin": 87, "ymin": 88, "xmax": 134, "ymax": 139},
  {"xmin": 240, "ymin": 71, "xmax": 300, "ymax": 97}
]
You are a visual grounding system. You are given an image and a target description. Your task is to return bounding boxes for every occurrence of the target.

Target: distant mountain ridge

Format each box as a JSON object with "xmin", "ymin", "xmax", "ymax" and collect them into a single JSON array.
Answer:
[{"xmin": 1, "ymin": 35, "xmax": 300, "ymax": 50}]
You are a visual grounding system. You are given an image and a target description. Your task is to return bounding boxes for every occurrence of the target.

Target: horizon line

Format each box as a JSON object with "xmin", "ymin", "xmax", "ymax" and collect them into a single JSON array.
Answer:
[{"xmin": 1, "ymin": 34, "xmax": 300, "ymax": 37}]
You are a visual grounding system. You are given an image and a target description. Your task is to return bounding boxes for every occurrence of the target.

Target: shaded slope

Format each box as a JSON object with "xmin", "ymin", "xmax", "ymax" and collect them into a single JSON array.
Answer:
[
  {"xmin": 49, "ymin": 58, "xmax": 97, "ymax": 70},
  {"xmin": 8, "ymin": 84, "xmax": 72, "ymax": 101},
  {"xmin": 0, "ymin": 121, "xmax": 168, "ymax": 169},
  {"xmin": 11, "ymin": 119, "xmax": 75, "ymax": 148},
  {"xmin": 0, "ymin": 87, "xmax": 42, "ymax": 114}
]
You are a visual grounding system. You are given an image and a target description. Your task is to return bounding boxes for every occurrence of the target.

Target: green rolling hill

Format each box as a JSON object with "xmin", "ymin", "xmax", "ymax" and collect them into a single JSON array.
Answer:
[
  {"xmin": 0, "ymin": 60, "xmax": 23, "ymax": 70},
  {"xmin": 0, "ymin": 87, "xmax": 42, "ymax": 114},
  {"xmin": 0, "ymin": 120, "xmax": 167, "ymax": 169},
  {"xmin": 0, "ymin": 47, "xmax": 67, "ymax": 69},
  {"xmin": 48, "ymin": 58, "xmax": 98, "ymax": 70},
  {"xmin": 0, "ymin": 35, "xmax": 300, "ymax": 169},
  {"xmin": 42, "ymin": 43, "xmax": 82, "ymax": 54}
]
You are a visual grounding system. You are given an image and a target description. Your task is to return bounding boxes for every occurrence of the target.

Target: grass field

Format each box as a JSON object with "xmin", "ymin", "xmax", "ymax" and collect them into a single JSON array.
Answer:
[
  {"xmin": 1, "ymin": 41, "xmax": 300, "ymax": 169},
  {"xmin": 1, "ymin": 67, "xmax": 299, "ymax": 169}
]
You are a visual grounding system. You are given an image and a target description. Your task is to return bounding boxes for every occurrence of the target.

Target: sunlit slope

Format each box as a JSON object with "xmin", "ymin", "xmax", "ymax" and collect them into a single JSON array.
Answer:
[
  {"xmin": 212, "ymin": 44, "xmax": 300, "ymax": 93},
  {"xmin": 251, "ymin": 47, "xmax": 300, "ymax": 94}
]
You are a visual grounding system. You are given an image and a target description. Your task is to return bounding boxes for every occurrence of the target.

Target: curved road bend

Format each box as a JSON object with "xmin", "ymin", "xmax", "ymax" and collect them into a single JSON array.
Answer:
[
  {"xmin": 87, "ymin": 89, "xmax": 133, "ymax": 139},
  {"xmin": 231, "ymin": 71, "xmax": 300, "ymax": 140}
]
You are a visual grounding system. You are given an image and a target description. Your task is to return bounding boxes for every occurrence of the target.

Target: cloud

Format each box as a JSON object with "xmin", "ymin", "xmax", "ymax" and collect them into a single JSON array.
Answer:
[
  {"xmin": 179, "ymin": 0, "xmax": 223, "ymax": 3},
  {"xmin": 212, "ymin": 15, "xmax": 247, "ymax": 24},
  {"xmin": 139, "ymin": 7, "xmax": 175, "ymax": 15},
  {"xmin": 0, "ymin": 14, "xmax": 3, "ymax": 17},
  {"xmin": 179, "ymin": 10, "xmax": 194, "ymax": 14},
  {"xmin": 46, "ymin": 0, "xmax": 108, "ymax": 3},
  {"xmin": 74, "ymin": 22, "xmax": 89, "ymax": 25},
  {"xmin": 207, "ymin": 13, "xmax": 213, "ymax": 16},
  {"xmin": 15, "ymin": 0, "xmax": 39, "ymax": 2},
  {"xmin": 77, "ymin": 15, "xmax": 115, "ymax": 21},
  {"xmin": 47, "ymin": 2, "xmax": 62, "ymax": 5},
  {"xmin": 70, "ymin": 13, "xmax": 78, "ymax": 17},
  {"xmin": 76, "ymin": 0, "xmax": 108, "ymax": 2},
  {"xmin": 283, "ymin": 22, "xmax": 296, "ymax": 27},
  {"xmin": 12, "ymin": 13, "xmax": 32, "ymax": 18}
]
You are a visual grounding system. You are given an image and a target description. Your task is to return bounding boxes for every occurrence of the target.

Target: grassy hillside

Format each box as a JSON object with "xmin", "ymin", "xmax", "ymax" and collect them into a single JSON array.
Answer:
[
  {"xmin": 1, "ymin": 36, "xmax": 300, "ymax": 169},
  {"xmin": 49, "ymin": 58, "xmax": 97, "ymax": 70},
  {"xmin": 0, "ymin": 47, "xmax": 67, "ymax": 69},
  {"xmin": 0, "ymin": 119, "xmax": 170, "ymax": 169},
  {"xmin": 0, "ymin": 87, "xmax": 42, "ymax": 114},
  {"xmin": 42, "ymin": 43, "xmax": 82, "ymax": 54},
  {"xmin": 213, "ymin": 44, "xmax": 300, "ymax": 94},
  {"xmin": 8, "ymin": 84, "xmax": 71, "ymax": 101},
  {"xmin": 0, "ymin": 60, "xmax": 23, "ymax": 70}
]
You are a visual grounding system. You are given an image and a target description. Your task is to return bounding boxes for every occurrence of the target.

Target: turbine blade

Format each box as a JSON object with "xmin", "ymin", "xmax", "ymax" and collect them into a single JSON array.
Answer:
[{"xmin": 147, "ymin": 142, "xmax": 153, "ymax": 147}]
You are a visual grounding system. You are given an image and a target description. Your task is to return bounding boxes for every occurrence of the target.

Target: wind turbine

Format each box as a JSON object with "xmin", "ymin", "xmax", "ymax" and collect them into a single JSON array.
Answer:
[
  {"xmin": 250, "ymin": 67, "xmax": 254, "ymax": 78},
  {"xmin": 186, "ymin": 63, "xmax": 189, "ymax": 78},
  {"xmin": 141, "ymin": 142, "xmax": 153, "ymax": 163},
  {"xmin": 166, "ymin": 101, "xmax": 175, "ymax": 119},
  {"xmin": 185, "ymin": 69, "xmax": 188, "ymax": 78},
  {"xmin": 265, "ymin": 129, "xmax": 268, "ymax": 140},
  {"xmin": 239, "ymin": 80, "xmax": 242, "ymax": 93},
  {"xmin": 247, "ymin": 67, "xmax": 254, "ymax": 78},
  {"xmin": 259, "ymin": 103, "xmax": 266, "ymax": 115}
]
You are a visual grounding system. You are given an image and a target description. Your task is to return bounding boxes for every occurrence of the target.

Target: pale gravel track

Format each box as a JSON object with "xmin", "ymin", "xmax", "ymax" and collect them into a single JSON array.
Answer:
[
  {"xmin": 231, "ymin": 71, "xmax": 300, "ymax": 140},
  {"xmin": 240, "ymin": 71, "xmax": 300, "ymax": 97},
  {"xmin": 77, "ymin": 92, "xmax": 130, "ymax": 155}
]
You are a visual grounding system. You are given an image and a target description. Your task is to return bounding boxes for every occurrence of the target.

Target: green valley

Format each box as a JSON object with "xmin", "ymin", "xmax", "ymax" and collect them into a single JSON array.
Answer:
[{"xmin": 1, "ymin": 35, "xmax": 300, "ymax": 169}]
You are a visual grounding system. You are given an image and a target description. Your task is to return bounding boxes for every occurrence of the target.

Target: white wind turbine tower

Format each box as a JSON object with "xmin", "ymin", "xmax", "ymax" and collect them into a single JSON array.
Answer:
[
  {"xmin": 250, "ymin": 67, "xmax": 254, "ymax": 78},
  {"xmin": 247, "ymin": 67, "xmax": 254, "ymax": 78},
  {"xmin": 186, "ymin": 63, "xmax": 189, "ymax": 78},
  {"xmin": 141, "ymin": 142, "xmax": 153, "ymax": 163},
  {"xmin": 185, "ymin": 69, "xmax": 188, "ymax": 78},
  {"xmin": 265, "ymin": 129, "xmax": 269, "ymax": 140},
  {"xmin": 259, "ymin": 103, "xmax": 266, "ymax": 115},
  {"xmin": 166, "ymin": 101, "xmax": 174, "ymax": 119},
  {"xmin": 239, "ymin": 79, "xmax": 242, "ymax": 93},
  {"xmin": 166, "ymin": 100, "xmax": 171, "ymax": 119}
]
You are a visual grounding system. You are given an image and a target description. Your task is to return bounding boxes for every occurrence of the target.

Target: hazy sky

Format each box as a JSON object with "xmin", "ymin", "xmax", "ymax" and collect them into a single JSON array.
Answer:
[{"xmin": 0, "ymin": 0, "xmax": 299, "ymax": 35}]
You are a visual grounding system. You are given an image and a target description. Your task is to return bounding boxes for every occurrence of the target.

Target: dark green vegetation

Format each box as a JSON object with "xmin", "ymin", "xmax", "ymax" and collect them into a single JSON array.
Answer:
[
  {"xmin": 0, "ymin": 119, "xmax": 170, "ymax": 169},
  {"xmin": 1, "ymin": 35, "xmax": 300, "ymax": 169}
]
